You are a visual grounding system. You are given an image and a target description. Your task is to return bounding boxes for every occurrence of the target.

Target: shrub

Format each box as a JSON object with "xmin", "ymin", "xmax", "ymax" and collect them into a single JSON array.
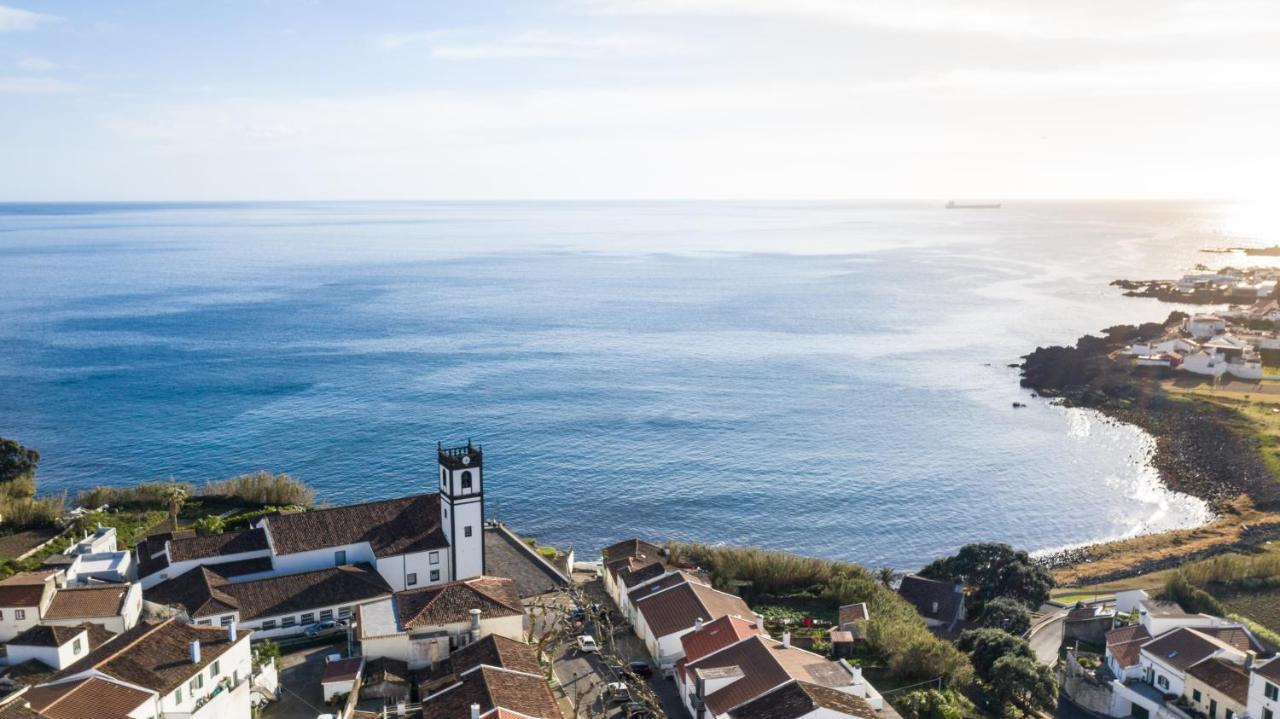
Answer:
[
  {"xmin": 193, "ymin": 515, "xmax": 226, "ymax": 536},
  {"xmin": 956, "ymin": 628, "xmax": 1035, "ymax": 683},
  {"xmin": 2, "ymin": 492, "xmax": 65, "ymax": 529},
  {"xmin": 920, "ymin": 542, "xmax": 1054, "ymax": 610},
  {"xmin": 537, "ymin": 546, "xmax": 558, "ymax": 560},
  {"xmin": 201, "ymin": 472, "xmax": 314, "ymax": 508},
  {"xmin": 989, "ymin": 654, "xmax": 1057, "ymax": 713},
  {"xmin": 1162, "ymin": 572, "xmax": 1225, "ymax": 616},
  {"xmin": 1181, "ymin": 553, "xmax": 1280, "ymax": 587},
  {"xmin": 75, "ymin": 482, "xmax": 196, "ymax": 511},
  {"xmin": 897, "ymin": 689, "xmax": 965, "ymax": 719}
]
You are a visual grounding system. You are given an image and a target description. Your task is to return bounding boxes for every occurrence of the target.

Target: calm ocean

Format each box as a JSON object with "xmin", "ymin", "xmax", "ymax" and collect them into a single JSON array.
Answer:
[{"xmin": 0, "ymin": 201, "xmax": 1252, "ymax": 568}]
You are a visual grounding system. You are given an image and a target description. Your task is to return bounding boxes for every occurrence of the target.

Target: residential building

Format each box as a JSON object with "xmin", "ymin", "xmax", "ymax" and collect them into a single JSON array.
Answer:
[
  {"xmin": 145, "ymin": 562, "xmax": 392, "ymax": 639},
  {"xmin": 678, "ymin": 629, "xmax": 889, "ymax": 719},
  {"xmin": 42, "ymin": 584, "xmax": 142, "ymax": 634},
  {"xmin": 136, "ymin": 442, "xmax": 487, "ymax": 594},
  {"xmin": 0, "ymin": 575, "xmax": 56, "ymax": 642},
  {"xmin": 727, "ymin": 679, "xmax": 880, "ymax": 719},
  {"xmin": 1249, "ymin": 657, "xmax": 1280, "ymax": 719},
  {"xmin": 357, "ymin": 576, "xmax": 524, "ymax": 671},
  {"xmin": 1105, "ymin": 624, "xmax": 1152, "ymax": 681},
  {"xmin": 1109, "ymin": 626, "xmax": 1251, "ymax": 719},
  {"xmin": 25, "ymin": 617, "xmax": 253, "ymax": 719},
  {"xmin": 630, "ymin": 577, "xmax": 756, "ymax": 670},
  {"xmin": 1184, "ymin": 658, "xmax": 1249, "ymax": 719},
  {"xmin": 600, "ymin": 538, "xmax": 665, "ymax": 606},
  {"xmin": 419, "ymin": 633, "xmax": 560, "ymax": 719},
  {"xmin": 4, "ymin": 623, "xmax": 114, "ymax": 671},
  {"xmin": 896, "ymin": 575, "xmax": 966, "ymax": 632},
  {"xmin": 320, "ymin": 656, "xmax": 364, "ymax": 702}
]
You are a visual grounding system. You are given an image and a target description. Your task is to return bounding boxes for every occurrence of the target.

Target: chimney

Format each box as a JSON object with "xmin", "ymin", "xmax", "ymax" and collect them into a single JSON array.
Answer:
[
  {"xmin": 694, "ymin": 617, "xmax": 703, "ymax": 632},
  {"xmin": 227, "ymin": 623, "xmax": 237, "ymax": 642},
  {"xmin": 782, "ymin": 631, "xmax": 791, "ymax": 648},
  {"xmin": 470, "ymin": 702, "xmax": 481, "ymax": 719},
  {"xmin": 189, "ymin": 640, "xmax": 201, "ymax": 664},
  {"xmin": 1247, "ymin": 650, "xmax": 1258, "ymax": 667},
  {"xmin": 470, "ymin": 608, "xmax": 482, "ymax": 643}
]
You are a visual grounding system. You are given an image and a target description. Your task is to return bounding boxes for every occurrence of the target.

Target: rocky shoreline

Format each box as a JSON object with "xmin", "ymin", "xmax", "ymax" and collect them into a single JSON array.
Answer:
[{"xmin": 1021, "ymin": 329, "xmax": 1280, "ymax": 582}]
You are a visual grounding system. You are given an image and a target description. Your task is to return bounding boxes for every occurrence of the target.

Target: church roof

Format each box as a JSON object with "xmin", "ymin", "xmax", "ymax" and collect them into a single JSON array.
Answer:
[{"xmin": 261, "ymin": 493, "xmax": 448, "ymax": 558}]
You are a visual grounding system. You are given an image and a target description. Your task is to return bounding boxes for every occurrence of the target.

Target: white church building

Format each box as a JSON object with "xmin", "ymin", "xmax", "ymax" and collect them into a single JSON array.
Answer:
[{"xmin": 137, "ymin": 442, "xmax": 488, "ymax": 594}]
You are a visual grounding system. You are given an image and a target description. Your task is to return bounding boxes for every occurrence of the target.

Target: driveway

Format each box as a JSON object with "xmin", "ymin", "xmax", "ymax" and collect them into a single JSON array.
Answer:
[
  {"xmin": 261, "ymin": 639, "xmax": 346, "ymax": 719},
  {"xmin": 1028, "ymin": 611, "xmax": 1067, "ymax": 666}
]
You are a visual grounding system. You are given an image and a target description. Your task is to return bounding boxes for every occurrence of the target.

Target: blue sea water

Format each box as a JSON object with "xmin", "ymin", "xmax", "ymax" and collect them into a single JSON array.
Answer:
[{"xmin": 0, "ymin": 201, "xmax": 1257, "ymax": 568}]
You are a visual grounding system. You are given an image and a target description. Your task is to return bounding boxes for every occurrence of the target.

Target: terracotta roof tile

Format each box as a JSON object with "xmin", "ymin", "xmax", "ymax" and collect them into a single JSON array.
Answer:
[
  {"xmin": 9, "ymin": 623, "xmax": 114, "ymax": 650},
  {"xmin": 450, "ymin": 634, "xmax": 542, "ymax": 677},
  {"xmin": 689, "ymin": 635, "xmax": 854, "ymax": 715},
  {"xmin": 166, "ymin": 527, "xmax": 269, "ymax": 562},
  {"xmin": 322, "ymin": 657, "xmax": 365, "ymax": 683},
  {"xmin": 1256, "ymin": 656, "xmax": 1280, "ymax": 682},
  {"xmin": 148, "ymin": 562, "xmax": 391, "ymax": 621},
  {"xmin": 24, "ymin": 676, "xmax": 153, "ymax": 719},
  {"xmin": 423, "ymin": 666, "xmax": 560, "ymax": 719},
  {"xmin": 0, "ymin": 575, "xmax": 50, "ymax": 608},
  {"xmin": 838, "ymin": 603, "xmax": 869, "ymax": 625},
  {"xmin": 0, "ymin": 698, "xmax": 44, "ymax": 719},
  {"xmin": 1187, "ymin": 658, "xmax": 1250, "ymax": 704},
  {"xmin": 634, "ymin": 580, "xmax": 753, "ymax": 639},
  {"xmin": 44, "ymin": 585, "xmax": 130, "ymax": 619},
  {"xmin": 681, "ymin": 615, "xmax": 766, "ymax": 665},
  {"xmin": 396, "ymin": 576, "xmax": 523, "ymax": 629},
  {"xmin": 262, "ymin": 494, "xmax": 447, "ymax": 558},
  {"xmin": 728, "ymin": 680, "xmax": 877, "ymax": 719},
  {"xmin": 1141, "ymin": 628, "xmax": 1237, "ymax": 672},
  {"xmin": 601, "ymin": 539, "xmax": 663, "ymax": 564},
  {"xmin": 52, "ymin": 618, "xmax": 241, "ymax": 696}
]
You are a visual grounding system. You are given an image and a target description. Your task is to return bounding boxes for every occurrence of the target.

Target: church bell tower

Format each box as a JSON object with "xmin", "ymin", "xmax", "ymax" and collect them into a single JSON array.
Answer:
[{"xmin": 438, "ymin": 440, "xmax": 485, "ymax": 581}]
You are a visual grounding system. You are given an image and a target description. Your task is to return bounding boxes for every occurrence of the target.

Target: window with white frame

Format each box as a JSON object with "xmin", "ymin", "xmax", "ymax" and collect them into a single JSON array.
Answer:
[
  {"xmin": 262, "ymin": 619, "xmax": 276, "ymax": 630},
  {"xmin": 430, "ymin": 551, "xmax": 439, "ymax": 565},
  {"xmin": 320, "ymin": 609, "xmax": 333, "ymax": 622},
  {"xmin": 407, "ymin": 573, "xmax": 417, "ymax": 586},
  {"xmin": 281, "ymin": 616, "xmax": 296, "ymax": 628}
]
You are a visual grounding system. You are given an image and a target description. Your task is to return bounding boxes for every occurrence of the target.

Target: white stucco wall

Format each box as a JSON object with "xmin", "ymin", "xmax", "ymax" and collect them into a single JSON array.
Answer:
[
  {"xmin": 361, "ymin": 614, "xmax": 524, "ymax": 671},
  {"xmin": 143, "ymin": 549, "xmax": 272, "ymax": 589},
  {"xmin": 375, "ymin": 549, "xmax": 449, "ymax": 593},
  {"xmin": 271, "ymin": 542, "xmax": 374, "ymax": 578},
  {"xmin": 1250, "ymin": 670, "xmax": 1280, "ymax": 719}
]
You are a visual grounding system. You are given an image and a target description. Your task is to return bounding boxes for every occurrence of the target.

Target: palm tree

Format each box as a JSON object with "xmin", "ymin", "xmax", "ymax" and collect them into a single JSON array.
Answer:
[
  {"xmin": 163, "ymin": 482, "xmax": 187, "ymax": 528},
  {"xmin": 877, "ymin": 566, "xmax": 895, "ymax": 589}
]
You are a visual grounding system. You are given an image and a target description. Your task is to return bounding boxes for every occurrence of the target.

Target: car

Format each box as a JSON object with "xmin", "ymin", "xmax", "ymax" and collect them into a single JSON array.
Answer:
[
  {"xmin": 305, "ymin": 620, "xmax": 340, "ymax": 636},
  {"xmin": 575, "ymin": 635, "xmax": 599, "ymax": 653},
  {"xmin": 569, "ymin": 607, "xmax": 586, "ymax": 622},
  {"xmin": 603, "ymin": 682, "xmax": 631, "ymax": 704},
  {"xmin": 626, "ymin": 661, "xmax": 652, "ymax": 677}
]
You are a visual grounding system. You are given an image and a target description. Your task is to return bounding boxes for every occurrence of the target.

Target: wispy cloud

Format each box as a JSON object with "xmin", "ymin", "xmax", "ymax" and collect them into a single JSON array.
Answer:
[
  {"xmin": 376, "ymin": 28, "xmax": 673, "ymax": 60},
  {"xmin": 581, "ymin": 0, "xmax": 1280, "ymax": 41},
  {"xmin": 17, "ymin": 56, "xmax": 57, "ymax": 71},
  {"xmin": 0, "ymin": 76, "xmax": 76, "ymax": 93},
  {"xmin": 0, "ymin": 4, "xmax": 57, "ymax": 32}
]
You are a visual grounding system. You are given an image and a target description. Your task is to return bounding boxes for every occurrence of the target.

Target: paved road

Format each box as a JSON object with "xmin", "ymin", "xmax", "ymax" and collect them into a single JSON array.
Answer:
[
  {"xmin": 261, "ymin": 640, "xmax": 346, "ymax": 719},
  {"xmin": 1029, "ymin": 612, "xmax": 1067, "ymax": 665}
]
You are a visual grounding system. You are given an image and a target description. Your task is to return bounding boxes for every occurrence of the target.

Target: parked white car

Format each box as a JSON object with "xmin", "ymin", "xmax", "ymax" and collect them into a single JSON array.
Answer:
[{"xmin": 576, "ymin": 635, "xmax": 599, "ymax": 653}]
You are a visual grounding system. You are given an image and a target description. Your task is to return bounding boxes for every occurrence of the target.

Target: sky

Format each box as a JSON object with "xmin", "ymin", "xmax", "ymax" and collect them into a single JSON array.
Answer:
[{"xmin": 1, "ymin": 0, "xmax": 1278, "ymax": 201}]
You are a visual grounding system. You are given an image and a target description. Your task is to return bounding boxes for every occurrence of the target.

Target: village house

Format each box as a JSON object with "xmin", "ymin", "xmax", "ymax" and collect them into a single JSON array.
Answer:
[
  {"xmin": 1184, "ymin": 657, "xmax": 1251, "ymax": 719},
  {"xmin": 23, "ymin": 617, "xmax": 253, "ymax": 719},
  {"xmin": 1186, "ymin": 315, "xmax": 1229, "ymax": 340},
  {"xmin": 4, "ymin": 624, "xmax": 115, "ymax": 672},
  {"xmin": 418, "ymin": 633, "xmax": 561, "ymax": 719},
  {"xmin": 319, "ymin": 656, "xmax": 364, "ymax": 703},
  {"xmin": 629, "ymin": 574, "xmax": 756, "ymax": 671},
  {"xmin": 600, "ymin": 538, "xmax": 666, "ymax": 607},
  {"xmin": 896, "ymin": 575, "xmax": 966, "ymax": 632},
  {"xmin": 41, "ymin": 527, "xmax": 133, "ymax": 587},
  {"xmin": 1249, "ymin": 656, "xmax": 1280, "ymax": 719},
  {"xmin": 727, "ymin": 679, "xmax": 882, "ymax": 719},
  {"xmin": 0, "ymin": 575, "xmax": 56, "ymax": 643},
  {"xmin": 357, "ymin": 575, "xmax": 524, "ymax": 671},
  {"xmin": 0, "ymin": 574, "xmax": 140, "ymax": 642},
  {"xmin": 676, "ymin": 619, "xmax": 890, "ymax": 719},
  {"xmin": 145, "ymin": 562, "xmax": 392, "ymax": 639},
  {"xmin": 138, "ymin": 442, "xmax": 489, "ymax": 595}
]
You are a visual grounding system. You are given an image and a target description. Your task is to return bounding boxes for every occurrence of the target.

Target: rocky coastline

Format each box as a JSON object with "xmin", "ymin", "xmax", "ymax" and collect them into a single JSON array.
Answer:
[{"xmin": 1020, "ymin": 322, "xmax": 1280, "ymax": 583}]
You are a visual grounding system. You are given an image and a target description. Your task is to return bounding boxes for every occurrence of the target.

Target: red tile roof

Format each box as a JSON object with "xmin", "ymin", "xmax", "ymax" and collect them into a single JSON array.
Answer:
[
  {"xmin": 44, "ymin": 585, "xmax": 130, "ymax": 619},
  {"xmin": 727, "ymin": 680, "xmax": 877, "ymax": 719},
  {"xmin": 423, "ymin": 666, "xmax": 561, "ymax": 719},
  {"xmin": 24, "ymin": 677, "xmax": 152, "ymax": 719},
  {"xmin": 1187, "ymin": 658, "xmax": 1250, "ymax": 704},
  {"xmin": 1105, "ymin": 624, "xmax": 1151, "ymax": 669},
  {"xmin": 680, "ymin": 615, "xmax": 766, "ymax": 665},
  {"xmin": 0, "ymin": 575, "xmax": 50, "ymax": 608},
  {"xmin": 52, "ymin": 618, "xmax": 242, "ymax": 696},
  {"xmin": 262, "ymin": 493, "xmax": 447, "ymax": 558},
  {"xmin": 634, "ymin": 580, "xmax": 753, "ymax": 639},
  {"xmin": 688, "ymin": 635, "xmax": 852, "ymax": 715},
  {"xmin": 321, "ymin": 657, "xmax": 365, "ymax": 684},
  {"xmin": 396, "ymin": 576, "xmax": 523, "ymax": 628}
]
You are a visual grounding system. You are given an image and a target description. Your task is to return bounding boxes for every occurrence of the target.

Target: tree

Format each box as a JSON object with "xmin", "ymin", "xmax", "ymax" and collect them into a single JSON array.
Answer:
[
  {"xmin": 956, "ymin": 628, "xmax": 1035, "ymax": 683},
  {"xmin": 979, "ymin": 597, "xmax": 1032, "ymax": 635},
  {"xmin": 920, "ymin": 542, "xmax": 1054, "ymax": 610},
  {"xmin": 989, "ymin": 654, "xmax": 1057, "ymax": 713},
  {"xmin": 877, "ymin": 566, "xmax": 895, "ymax": 588},
  {"xmin": 0, "ymin": 438, "xmax": 39, "ymax": 498},
  {"xmin": 163, "ymin": 483, "xmax": 188, "ymax": 528}
]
